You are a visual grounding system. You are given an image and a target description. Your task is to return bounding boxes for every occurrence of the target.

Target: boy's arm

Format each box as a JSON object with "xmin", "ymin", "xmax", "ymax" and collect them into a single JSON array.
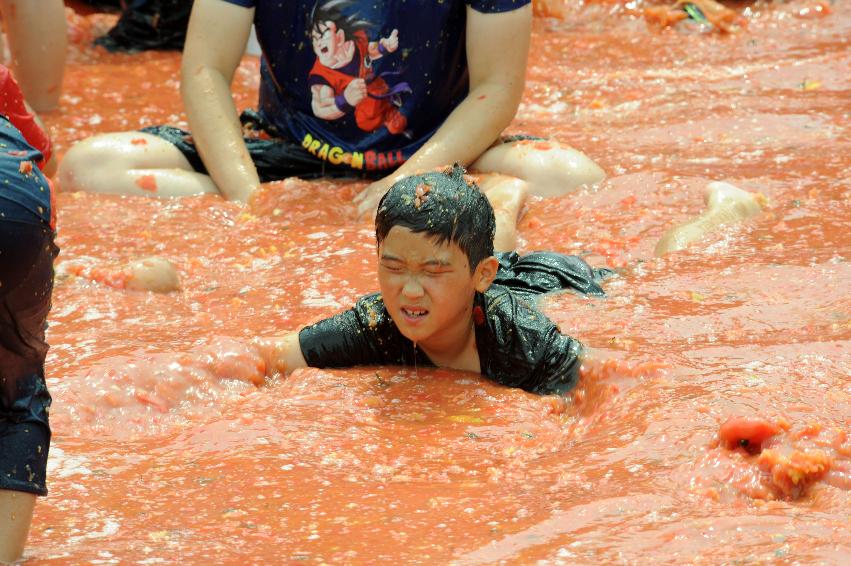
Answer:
[
  {"xmin": 367, "ymin": 29, "xmax": 399, "ymax": 59},
  {"xmin": 180, "ymin": 0, "xmax": 259, "ymax": 202},
  {"xmin": 0, "ymin": 0, "xmax": 67, "ymax": 112},
  {"xmin": 254, "ymin": 333, "xmax": 308, "ymax": 376},
  {"xmin": 355, "ymin": 4, "xmax": 532, "ymax": 216},
  {"xmin": 259, "ymin": 295, "xmax": 411, "ymax": 376},
  {"xmin": 311, "ymin": 84, "xmax": 347, "ymax": 120}
]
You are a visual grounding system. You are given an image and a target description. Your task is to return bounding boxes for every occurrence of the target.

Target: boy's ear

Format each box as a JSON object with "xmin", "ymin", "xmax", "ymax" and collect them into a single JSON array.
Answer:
[{"xmin": 473, "ymin": 256, "xmax": 499, "ymax": 293}]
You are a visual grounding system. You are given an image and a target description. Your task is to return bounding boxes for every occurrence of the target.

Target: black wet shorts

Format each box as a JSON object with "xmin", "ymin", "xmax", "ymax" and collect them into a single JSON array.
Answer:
[
  {"xmin": 0, "ymin": 204, "xmax": 58, "ymax": 496},
  {"xmin": 141, "ymin": 109, "xmax": 385, "ymax": 183}
]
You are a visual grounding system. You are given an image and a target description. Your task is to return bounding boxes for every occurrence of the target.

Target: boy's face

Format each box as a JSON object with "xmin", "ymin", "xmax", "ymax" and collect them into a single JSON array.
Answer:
[
  {"xmin": 378, "ymin": 226, "xmax": 494, "ymax": 352},
  {"xmin": 311, "ymin": 21, "xmax": 346, "ymax": 66}
]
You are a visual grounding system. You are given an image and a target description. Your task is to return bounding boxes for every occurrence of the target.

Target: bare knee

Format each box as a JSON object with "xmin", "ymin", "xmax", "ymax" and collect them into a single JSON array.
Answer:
[
  {"xmin": 59, "ymin": 132, "xmax": 190, "ymax": 194},
  {"xmin": 125, "ymin": 257, "xmax": 181, "ymax": 293},
  {"xmin": 60, "ymin": 133, "xmax": 133, "ymax": 193},
  {"xmin": 481, "ymin": 174, "xmax": 529, "ymax": 213},
  {"xmin": 472, "ymin": 139, "xmax": 605, "ymax": 198}
]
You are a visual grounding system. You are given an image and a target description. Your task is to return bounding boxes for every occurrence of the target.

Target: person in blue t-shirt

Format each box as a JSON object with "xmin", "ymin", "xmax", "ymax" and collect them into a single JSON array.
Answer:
[{"xmin": 59, "ymin": 0, "xmax": 606, "ymax": 220}]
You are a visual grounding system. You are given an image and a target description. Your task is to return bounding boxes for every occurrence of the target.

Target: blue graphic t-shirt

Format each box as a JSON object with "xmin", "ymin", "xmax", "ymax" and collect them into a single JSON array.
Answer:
[{"xmin": 221, "ymin": 0, "xmax": 530, "ymax": 173}]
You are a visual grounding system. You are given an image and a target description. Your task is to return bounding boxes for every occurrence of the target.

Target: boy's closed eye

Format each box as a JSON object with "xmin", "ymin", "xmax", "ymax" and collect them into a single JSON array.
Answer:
[
  {"xmin": 380, "ymin": 260, "xmax": 405, "ymax": 272},
  {"xmin": 380, "ymin": 260, "xmax": 452, "ymax": 276},
  {"xmin": 423, "ymin": 265, "xmax": 452, "ymax": 276}
]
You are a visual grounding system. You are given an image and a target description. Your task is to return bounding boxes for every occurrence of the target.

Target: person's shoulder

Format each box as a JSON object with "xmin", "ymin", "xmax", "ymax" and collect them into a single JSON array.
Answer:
[
  {"xmin": 308, "ymin": 59, "xmax": 326, "ymax": 75},
  {"xmin": 482, "ymin": 284, "xmax": 555, "ymax": 342},
  {"xmin": 299, "ymin": 292, "xmax": 396, "ymax": 367}
]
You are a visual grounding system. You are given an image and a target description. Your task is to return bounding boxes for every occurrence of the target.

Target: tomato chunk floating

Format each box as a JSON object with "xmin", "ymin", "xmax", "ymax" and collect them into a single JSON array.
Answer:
[{"xmin": 719, "ymin": 416, "xmax": 782, "ymax": 452}]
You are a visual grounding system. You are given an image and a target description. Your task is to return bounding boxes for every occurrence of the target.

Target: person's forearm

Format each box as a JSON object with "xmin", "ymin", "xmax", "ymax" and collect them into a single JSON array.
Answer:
[
  {"xmin": 394, "ymin": 81, "xmax": 521, "ymax": 179},
  {"xmin": 253, "ymin": 333, "xmax": 307, "ymax": 376},
  {"xmin": 181, "ymin": 65, "xmax": 260, "ymax": 202},
  {"xmin": 354, "ymin": 83, "xmax": 521, "ymax": 217},
  {"xmin": 2, "ymin": 0, "xmax": 67, "ymax": 112}
]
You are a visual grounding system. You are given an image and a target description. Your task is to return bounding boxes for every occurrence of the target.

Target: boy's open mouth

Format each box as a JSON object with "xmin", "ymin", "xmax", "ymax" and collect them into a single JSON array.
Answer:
[{"xmin": 401, "ymin": 306, "xmax": 429, "ymax": 319}]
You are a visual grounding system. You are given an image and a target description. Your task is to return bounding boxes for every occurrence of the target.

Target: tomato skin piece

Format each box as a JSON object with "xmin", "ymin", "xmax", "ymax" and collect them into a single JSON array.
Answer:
[
  {"xmin": 719, "ymin": 416, "xmax": 782, "ymax": 452},
  {"xmin": 135, "ymin": 174, "xmax": 158, "ymax": 193}
]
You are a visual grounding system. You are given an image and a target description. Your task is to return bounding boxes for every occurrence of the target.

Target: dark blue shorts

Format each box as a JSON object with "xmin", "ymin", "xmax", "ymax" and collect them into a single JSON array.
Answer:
[
  {"xmin": 0, "ymin": 203, "xmax": 58, "ymax": 496},
  {"xmin": 142, "ymin": 110, "xmax": 544, "ymax": 185},
  {"xmin": 141, "ymin": 109, "xmax": 385, "ymax": 183}
]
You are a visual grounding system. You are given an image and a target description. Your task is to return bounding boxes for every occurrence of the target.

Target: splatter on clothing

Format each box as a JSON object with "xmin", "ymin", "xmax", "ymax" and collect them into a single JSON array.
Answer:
[{"xmin": 0, "ymin": 116, "xmax": 55, "ymax": 229}]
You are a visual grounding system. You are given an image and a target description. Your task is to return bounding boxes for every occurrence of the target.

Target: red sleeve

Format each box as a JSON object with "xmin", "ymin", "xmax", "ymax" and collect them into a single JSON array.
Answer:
[{"xmin": 0, "ymin": 66, "xmax": 52, "ymax": 167}]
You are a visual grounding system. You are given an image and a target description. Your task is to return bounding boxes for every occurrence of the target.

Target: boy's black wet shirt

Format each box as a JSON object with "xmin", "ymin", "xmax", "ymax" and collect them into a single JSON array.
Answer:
[{"xmin": 299, "ymin": 251, "xmax": 610, "ymax": 395}]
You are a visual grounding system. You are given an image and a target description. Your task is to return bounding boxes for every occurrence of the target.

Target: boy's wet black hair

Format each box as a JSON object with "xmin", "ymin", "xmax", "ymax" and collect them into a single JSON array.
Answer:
[
  {"xmin": 309, "ymin": 0, "xmax": 373, "ymax": 40},
  {"xmin": 375, "ymin": 165, "xmax": 496, "ymax": 273}
]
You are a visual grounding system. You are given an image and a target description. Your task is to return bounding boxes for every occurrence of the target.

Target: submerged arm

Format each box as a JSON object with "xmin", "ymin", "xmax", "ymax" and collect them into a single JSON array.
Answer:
[{"xmin": 254, "ymin": 333, "xmax": 308, "ymax": 376}]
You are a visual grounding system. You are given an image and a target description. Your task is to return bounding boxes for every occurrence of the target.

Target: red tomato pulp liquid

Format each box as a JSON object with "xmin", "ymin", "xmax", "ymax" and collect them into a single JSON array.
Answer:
[{"xmin": 28, "ymin": 1, "xmax": 850, "ymax": 562}]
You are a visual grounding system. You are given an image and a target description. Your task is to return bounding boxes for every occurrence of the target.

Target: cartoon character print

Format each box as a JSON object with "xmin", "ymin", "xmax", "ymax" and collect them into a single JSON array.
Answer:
[{"xmin": 307, "ymin": 0, "xmax": 410, "ymax": 135}]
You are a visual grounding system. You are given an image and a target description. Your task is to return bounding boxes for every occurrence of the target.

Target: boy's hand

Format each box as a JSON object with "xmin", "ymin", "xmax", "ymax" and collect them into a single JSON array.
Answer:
[
  {"xmin": 252, "ymin": 337, "xmax": 282, "ymax": 376},
  {"xmin": 354, "ymin": 174, "xmax": 399, "ymax": 219},
  {"xmin": 252, "ymin": 333, "xmax": 307, "ymax": 376},
  {"xmin": 380, "ymin": 29, "xmax": 399, "ymax": 53},
  {"xmin": 344, "ymin": 78, "xmax": 368, "ymax": 107},
  {"xmin": 201, "ymin": 337, "xmax": 267, "ymax": 386}
]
